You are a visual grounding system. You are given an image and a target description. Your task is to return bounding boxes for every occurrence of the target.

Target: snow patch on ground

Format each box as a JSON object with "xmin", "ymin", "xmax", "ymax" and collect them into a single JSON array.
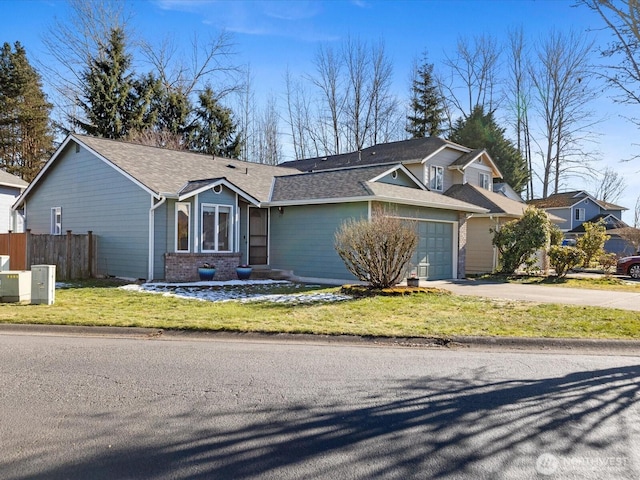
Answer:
[{"xmin": 120, "ymin": 280, "xmax": 352, "ymax": 304}]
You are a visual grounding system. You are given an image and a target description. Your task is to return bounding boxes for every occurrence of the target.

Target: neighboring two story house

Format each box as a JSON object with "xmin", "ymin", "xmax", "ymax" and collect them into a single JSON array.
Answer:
[
  {"xmin": 283, "ymin": 137, "xmax": 535, "ymax": 275},
  {"xmin": 528, "ymin": 190, "xmax": 630, "ymax": 254}
]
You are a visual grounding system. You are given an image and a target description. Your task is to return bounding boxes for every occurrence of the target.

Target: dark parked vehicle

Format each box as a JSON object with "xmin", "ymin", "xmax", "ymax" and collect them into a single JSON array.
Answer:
[{"xmin": 617, "ymin": 255, "xmax": 640, "ymax": 279}]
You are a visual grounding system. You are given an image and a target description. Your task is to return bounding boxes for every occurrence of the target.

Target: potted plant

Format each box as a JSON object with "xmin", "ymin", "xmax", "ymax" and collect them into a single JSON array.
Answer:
[
  {"xmin": 407, "ymin": 272, "xmax": 419, "ymax": 287},
  {"xmin": 198, "ymin": 262, "xmax": 216, "ymax": 281},
  {"xmin": 236, "ymin": 264, "xmax": 252, "ymax": 280}
]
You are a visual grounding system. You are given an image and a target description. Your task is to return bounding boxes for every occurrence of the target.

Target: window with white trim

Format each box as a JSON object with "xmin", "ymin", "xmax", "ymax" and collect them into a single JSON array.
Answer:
[
  {"xmin": 50, "ymin": 207, "xmax": 61, "ymax": 235},
  {"xmin": 575, "ymin": 208, "xmax": 585, "ymax": 221},
  {"xmin": 175, "ymin": 202, "xmax": 191, "ymax": 252},
  {"xmin": 430, "ymin": 165, "xmax": 444, "ymax": 191},
  {"xmin": 201, "ymin": 204, "xmax": 232, "ymax": 252},
  {"xmin": 479, "ymin": 172, "xmax": 491, "ymax": 190}
]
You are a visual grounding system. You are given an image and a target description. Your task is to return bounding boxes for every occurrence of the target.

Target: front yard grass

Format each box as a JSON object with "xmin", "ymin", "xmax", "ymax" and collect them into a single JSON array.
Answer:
[
  {"xmin": 0, "ymin": 280, "xmax": 638, "ymax": 340},
  {"xmin": 477, "ymin": 273, "xmax": 640, "ymax": 292}
]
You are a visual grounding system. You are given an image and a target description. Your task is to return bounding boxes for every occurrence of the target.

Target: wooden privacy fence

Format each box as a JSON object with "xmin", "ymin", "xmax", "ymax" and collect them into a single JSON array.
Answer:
[{"xmin": 0, "ymin": 230, "xmax": 97, "ymax": 280}]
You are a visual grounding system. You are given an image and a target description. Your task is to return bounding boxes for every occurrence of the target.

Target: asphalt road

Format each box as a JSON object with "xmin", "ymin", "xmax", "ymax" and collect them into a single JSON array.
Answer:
[{"xmin": 1, "ymin": 332, "xmax": 639, "ymax": 479}]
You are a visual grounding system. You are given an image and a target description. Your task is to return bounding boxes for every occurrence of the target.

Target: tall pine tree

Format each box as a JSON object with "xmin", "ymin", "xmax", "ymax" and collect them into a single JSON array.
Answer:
[
  {"xmin": 406, "ymin": 53, "xmax": 444, "ymax": 138},
  {"xmin": 0, "ymin": 42, "xmax": 53, "ymax": 181},
  {"xmin": 188, "ymin": 86, "xmax": 241, "ymax": 158},
  {"xmin": 449, "ymin": 105, "xmax": 529, "ymax": 195},
  {"xmin": 74, "ymin": 28, "xmax": 153, "ymax": 139}
]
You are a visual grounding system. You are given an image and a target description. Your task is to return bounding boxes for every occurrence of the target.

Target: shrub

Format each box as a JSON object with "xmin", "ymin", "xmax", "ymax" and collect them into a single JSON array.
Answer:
[
  {"xmin": 548, "ymin": 245, "xmax": 586, "ymax": 278},
  {"xmin": 335, "ymin": 209, "xmax": 418, "ymax": 289},
  {"xmin": 549, "ymin": 224, "xmax": 564, "ymax": 246},
  {"xmin": 492, "ymin": 207, "xmax": 551, "ymax": 274},
  {"xmin": 576, "ymin": 220, "xmax": 609, "ymax": 268},
  {"xmin": 599, "ymin": 252, "xmax": 618, "ymax": 275}
]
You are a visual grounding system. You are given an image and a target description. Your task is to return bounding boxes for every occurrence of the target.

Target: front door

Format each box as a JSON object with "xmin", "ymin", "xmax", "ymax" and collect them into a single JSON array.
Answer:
[{"xmin": 248, "ymin": 208, "xmax": 268, "ymax": 265}]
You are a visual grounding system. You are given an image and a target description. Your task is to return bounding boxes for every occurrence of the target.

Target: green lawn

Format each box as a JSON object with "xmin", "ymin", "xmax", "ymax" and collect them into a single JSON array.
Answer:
[{"xmin": 0, "ymin": 279, "xmax": 638, "ymax": 340}]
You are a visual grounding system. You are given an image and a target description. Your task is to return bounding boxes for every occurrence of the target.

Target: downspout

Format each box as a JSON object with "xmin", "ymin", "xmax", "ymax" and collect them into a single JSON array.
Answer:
[{"xmin": 148, "ymin": 195, "xmax": 167, "ymax": 281}]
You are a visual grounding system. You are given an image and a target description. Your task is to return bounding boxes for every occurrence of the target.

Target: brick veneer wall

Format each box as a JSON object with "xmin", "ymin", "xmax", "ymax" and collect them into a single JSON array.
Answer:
[{"xmin": 165, "ymin": 253, "xmax": 241, "ymax": 282}]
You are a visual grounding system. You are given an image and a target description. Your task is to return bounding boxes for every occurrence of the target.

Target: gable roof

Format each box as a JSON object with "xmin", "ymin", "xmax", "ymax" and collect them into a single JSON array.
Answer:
[
  {"xmin": 281, "ymin": 137, "xmax": 502, "ymax": 179},
  {"xmin": 280, "ymin": 137, "xmax": 450, "ymax": 172},
  {"xmin": 271, "ymin": 166, "xmax": 487, "ymax": 212},
  {"xmin": 16, "ymin": 134, "xmax": 287, "ymax": 207},
  {"xmin": 529, "ymin": 190, "xmax": 627, "ymax": 211},
  {"xmin": 567, "ymin": 213, "xmax": 628, "ymax": 233},
  {"xmin": 14, "ymin": 134, "xmax": 489, "ymax": 215}
]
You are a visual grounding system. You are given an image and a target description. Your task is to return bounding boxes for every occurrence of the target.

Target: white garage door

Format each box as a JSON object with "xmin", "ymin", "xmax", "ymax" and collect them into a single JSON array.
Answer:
[{"xmin": 411, "ymin": 221, "xmax": 454, "ymax": 280}]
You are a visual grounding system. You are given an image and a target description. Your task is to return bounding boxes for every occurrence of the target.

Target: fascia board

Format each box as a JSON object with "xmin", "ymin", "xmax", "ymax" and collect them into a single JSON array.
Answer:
[
  {"xmin": 12, "ymin": 135, "xmax": 75, "ymax": 209},
  {"xmin": 178, "ymin": 179, "xmax": 260, "ymax": 205},
  {"xmin": 368, "ymin": 165, "xmax": 427, "ymax": 190},
  {"xmin": 266, "ymin": 195, "xmax": 489, "ymax": 213}
]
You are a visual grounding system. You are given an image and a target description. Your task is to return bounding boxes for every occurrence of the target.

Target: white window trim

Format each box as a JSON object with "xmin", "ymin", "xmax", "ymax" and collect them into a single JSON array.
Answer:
[
  {"xmin": 480, "ymin": 172, "xmax": 490, "ymax": 190},
  {"xmin": 200, "ymin": 203, "xmax": 233, "ymax": 253},
  {"xmin": 51, "ymin": 207, "xmax": 61, "ymax": 235},
  {"xmin": 175, "ymin": 202, "xmax": 191, "ymax": 253},
  {"xmin": 575, "ymin": 208, "xmax": 585, "ymax": 221},
  {"xmin": 430, "ymin": 165, "xmax": 444, "ymax": 192}
]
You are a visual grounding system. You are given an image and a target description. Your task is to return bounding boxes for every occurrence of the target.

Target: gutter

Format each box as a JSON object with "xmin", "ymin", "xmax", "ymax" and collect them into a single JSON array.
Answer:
[{"xmin": 148, "ymin": 195, "xmax": 167, "ymax": 281}]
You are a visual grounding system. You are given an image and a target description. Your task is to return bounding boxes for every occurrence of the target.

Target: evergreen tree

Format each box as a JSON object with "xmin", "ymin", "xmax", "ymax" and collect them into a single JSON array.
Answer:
[
  {"xmin": 406, "ymin": 53, "xmax": 444, "ymax": 138},
  {"xmin": 449, "ymin": 105, "xmax": 529, "ymax": 195},
  {"xmin": 188, "ymin": 86, "xmax": 242, "ymax": 158},
  {"xmin": 0, "ymin": 42, "xmax": 54, "ymax": 181},
  {"xmin": 74, "ymin": 28, "xmax": 152, "ymax": 139}
]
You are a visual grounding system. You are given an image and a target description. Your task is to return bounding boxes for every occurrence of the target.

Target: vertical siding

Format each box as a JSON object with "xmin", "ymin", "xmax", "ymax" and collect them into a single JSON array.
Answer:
[
  {"xmin": 24, "ymin": 142, "xmax": 152, "ymax": 279},
  {"xmin": 269, "ymin": 202, "xmax": 368, "ymax": 281}
]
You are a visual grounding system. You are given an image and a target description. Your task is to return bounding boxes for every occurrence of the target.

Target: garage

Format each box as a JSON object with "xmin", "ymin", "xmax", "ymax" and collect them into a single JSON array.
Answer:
[{"xmin": 411, "ymin": 221, "xmax": 454, "ymax": 280}]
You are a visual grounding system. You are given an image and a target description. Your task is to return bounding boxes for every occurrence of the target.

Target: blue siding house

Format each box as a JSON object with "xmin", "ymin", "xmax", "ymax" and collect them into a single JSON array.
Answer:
[
  {"xmin": 529, "ymin": 190, "xmax": 631, "ymax": 255},
  {"xmin": 13, "ymin": 135, "xmax": 491, "ymax": 283}
]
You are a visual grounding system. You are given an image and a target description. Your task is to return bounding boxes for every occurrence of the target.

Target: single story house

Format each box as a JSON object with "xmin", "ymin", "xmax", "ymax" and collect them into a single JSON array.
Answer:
[{"xmin": 13, "ymin": 134, "xmax": 490, "ymax": 283}]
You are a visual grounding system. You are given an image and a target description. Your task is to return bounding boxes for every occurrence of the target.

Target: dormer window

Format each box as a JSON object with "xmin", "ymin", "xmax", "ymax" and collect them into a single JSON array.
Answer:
[
  {"xmin": 479, "ymin": 172, "xmax": 490, "ymax": 190},
  {"xmin": 430, "ymin": 165, "xmax": 444, "ymax": 191}
]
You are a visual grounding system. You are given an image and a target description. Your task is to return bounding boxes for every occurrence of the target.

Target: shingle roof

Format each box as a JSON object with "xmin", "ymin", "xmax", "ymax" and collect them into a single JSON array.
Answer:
[
  {"xmin": 0, "ymin": 169, "xmax": 28, "ymax": 189},
  {"xmin": 444, "ymin": 183, "xmax": 526, "ymax": 217},
  {"xmin": 75, "ymin": 135, "xmax": 285, "ymax": 201},
  {"xmin": 280, "ymin": 137, "xmax": 452, "ymax": 172},
  {"xmin": 528, "ymin": 190, "xmax": 627, "ymax": 211},
  {"xmin": 271, "ymin": 165, "xmax": 394, "ymax": 201},
  {"xmin": 272, "ymin": 165, "xmax": 487, "ymax": 213},
  {"xmin": 567, "ymin": 213, "xmax": 628, "ymax": 233}
]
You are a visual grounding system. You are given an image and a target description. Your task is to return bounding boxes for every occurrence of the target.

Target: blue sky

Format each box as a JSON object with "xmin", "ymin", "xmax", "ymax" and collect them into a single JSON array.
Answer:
[{"xmin": 2, "ymin": 0, "xmax": 639, "ymax": 220}]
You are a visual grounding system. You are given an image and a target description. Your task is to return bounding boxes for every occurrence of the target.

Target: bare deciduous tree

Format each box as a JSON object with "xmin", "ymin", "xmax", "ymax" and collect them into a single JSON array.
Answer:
[
  {"xmin": 40, "ymin": 0, "xmax": 130, "ymax": 131},
  {"xmin": 442, "ymin": 33, "xmax": 502, "ymax": 118},
  {"xmin": 593, "ymin": 166, "xmax": 627, "ymax": 203},
  {"xmin": 529, "ymin": 29, "xmax": 600, "ymax": 197},
  {"xmin": 505, "ymin": 27, "xmax": 535, "ymax": 200}
]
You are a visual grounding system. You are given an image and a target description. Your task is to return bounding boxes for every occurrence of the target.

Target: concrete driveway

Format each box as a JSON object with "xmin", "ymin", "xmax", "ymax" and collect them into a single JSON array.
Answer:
[{"xmin": 427, "ymin": 279, "xmax": 640, "ymax": 312}]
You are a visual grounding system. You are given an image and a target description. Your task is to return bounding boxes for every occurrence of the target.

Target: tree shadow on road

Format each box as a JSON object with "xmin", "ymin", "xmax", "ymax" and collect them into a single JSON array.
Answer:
[{"xmin": 4, "ymin": 365, "xmax": 640, "ymax": 479}]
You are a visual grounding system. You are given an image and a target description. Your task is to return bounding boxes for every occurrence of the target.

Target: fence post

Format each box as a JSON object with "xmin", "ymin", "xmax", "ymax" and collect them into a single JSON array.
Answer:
[
  {"xmin": 66, "ymin": 230, "xmax": 72, "ymax": 280},
  {"xmin": 25, "ymin": 229, "xmax": 31, "ymax": 270},
  {"xmin": 87, "ymin": 231, "xmax": 93, "ymax": 278}
]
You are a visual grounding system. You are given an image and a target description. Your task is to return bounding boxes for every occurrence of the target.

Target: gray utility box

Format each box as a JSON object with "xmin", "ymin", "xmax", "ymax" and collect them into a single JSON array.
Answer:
[
  {"xmin": 0, "ymin": 256, "xmax": 9, "ymax": 271},
  {"xmin": 0, "ymin": 271, "xmax": 32, "ymax": 303},
  {"xmin": 31, "ymin": 265, "xmax": 56, "ymax": 305}
]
